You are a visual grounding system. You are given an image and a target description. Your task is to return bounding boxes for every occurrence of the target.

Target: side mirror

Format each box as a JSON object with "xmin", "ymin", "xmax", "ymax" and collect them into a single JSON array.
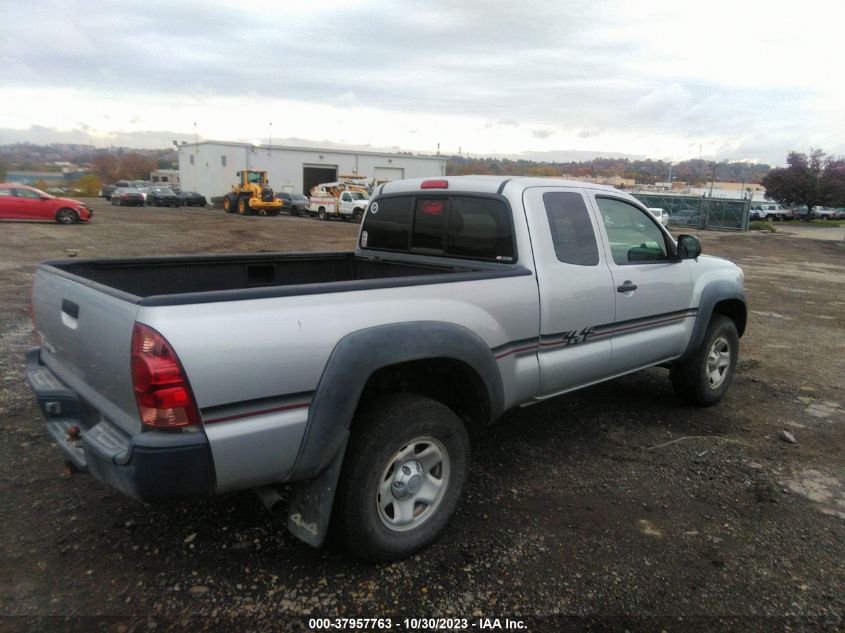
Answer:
[{"xmin": 677, "ymin": 234, "xmax": 702, "ymax": 260}]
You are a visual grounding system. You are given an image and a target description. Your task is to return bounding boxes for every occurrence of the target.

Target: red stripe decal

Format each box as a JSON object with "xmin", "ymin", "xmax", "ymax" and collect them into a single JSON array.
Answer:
[
  {"xmin": 495, "ymin": 344, "xmax": 539, "ymax": 360},
  {"xmin": 204, "ymin": 401, "xmax": 311, "ymax": 425}
]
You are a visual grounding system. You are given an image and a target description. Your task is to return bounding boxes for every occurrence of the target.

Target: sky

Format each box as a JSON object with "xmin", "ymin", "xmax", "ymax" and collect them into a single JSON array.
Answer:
[{"xmin": 1, "ymin": 0, "xmax": 844, "ymax": 166}]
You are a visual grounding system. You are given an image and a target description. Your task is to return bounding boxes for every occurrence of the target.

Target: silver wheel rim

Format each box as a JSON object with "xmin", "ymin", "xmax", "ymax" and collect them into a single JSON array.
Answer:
[
  {"xmin": 706, "ymin": 336, "xmax": 731, "ymax": 389},
  {"xmin": 57, "ymin": 210, "xmax": 75, "ymax": 224},
  {"xmin": 376, "ymin": 436, "xmax": 450, "ymax": 532}
]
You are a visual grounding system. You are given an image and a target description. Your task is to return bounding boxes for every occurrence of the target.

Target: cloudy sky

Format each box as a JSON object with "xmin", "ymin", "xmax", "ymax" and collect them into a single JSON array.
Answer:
[{"xmin": 1, "ymin": 0, "xmax": 843, "ymax": 165}]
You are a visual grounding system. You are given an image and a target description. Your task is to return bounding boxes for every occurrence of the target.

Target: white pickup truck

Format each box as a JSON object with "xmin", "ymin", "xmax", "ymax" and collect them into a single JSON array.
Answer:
[
  {"xmin": 27, "ymin": 176, "xmax": 746, "ymax": 561},
  {"xmin": 309, "ymin": 190, "xmax": 369, "ymax": 222}
]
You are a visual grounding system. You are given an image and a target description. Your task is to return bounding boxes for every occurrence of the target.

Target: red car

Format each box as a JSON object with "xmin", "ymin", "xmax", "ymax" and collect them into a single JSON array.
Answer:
[{"xmin": 0, "ymin": 184, "xmax": 93, "ymax": 224}]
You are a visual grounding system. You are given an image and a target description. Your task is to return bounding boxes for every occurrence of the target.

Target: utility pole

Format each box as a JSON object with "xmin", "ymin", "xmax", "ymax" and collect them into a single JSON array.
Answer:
[
  {"xmin": 709, "ymin": 161, "xmax": 717, "ymax": 197},
  {"xmin": 268, "ymin": 122, "xmax": 272, "ymax": 157},
  {"xmin": 698, "ymin": 145, "xmax": 704, "ymax": 229}
]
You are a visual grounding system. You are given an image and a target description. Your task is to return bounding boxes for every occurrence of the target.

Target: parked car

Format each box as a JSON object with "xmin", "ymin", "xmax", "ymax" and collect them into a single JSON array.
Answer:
[
  {"xmin": 670, "ymin": 208, "xmax": 703, "ymax": 226},
  {"xmin": 110, "ymin": 187, "xmax": 145, "ymax": 207},
  {"xmin": 811, "ymin": 207, "xmax": 845, "ymax": 220},
  {"xmin": 146, "ymin": 187, "xmax": 180, "ymax": 207},
  {"xmin": 178, "ymin": 191, "xmax": 207, "ymax": 207},
  {"xmin": 647, "ymin": 207, "xmax": 670, "ymax": 227},
  {"xmin": 276, "ymin": 192, "xmax": 310, "ymax": 216},
  {"xmin": 0, "ymin": 183, "xmax": 93, "ymax": 224},
  {"xmin": 26, "ymin": 176, "xmax": 746, "ymax": 561},
  {"xmin": 750, "ymin": 203, "xmax": 792, "ymax": 221}
]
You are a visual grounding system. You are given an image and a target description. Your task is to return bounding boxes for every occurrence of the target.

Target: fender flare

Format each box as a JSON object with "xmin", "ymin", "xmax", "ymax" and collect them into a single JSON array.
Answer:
[
  {"xmin": 678, "ymin": 279, "xmax": 747, "ymax": 362},
  {"xmin": 289, "ymin": 321, "xmax": 505, "ymax": 481}
]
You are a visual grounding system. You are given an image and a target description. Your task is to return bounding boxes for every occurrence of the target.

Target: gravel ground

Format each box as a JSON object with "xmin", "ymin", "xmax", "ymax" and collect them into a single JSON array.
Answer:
[{"xmin": 1, "ymin": 200, "xmax": 844, "ymax": 632}]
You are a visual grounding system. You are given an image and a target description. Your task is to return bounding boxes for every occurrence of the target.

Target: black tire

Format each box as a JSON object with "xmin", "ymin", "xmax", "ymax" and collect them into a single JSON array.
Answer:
[
  {"xmin": 55, "ymin": 208, "xmax": 79, "ymax": 224},
  {"xmin": 223, "ymin": 194, "xmax": 236, "ymax": 214},
  {"xmin": 333, "ymin": 394, "xmax": 470, "ymax": 562},
  {"xmin": 268, "ymin": 209, "xmax": 279, "ymax": 217},
  {"xmin": 318, "ymin": 207, "xmax": 327, "ymax": 221},
  {"xmin": 353, "ymin": 208, "xmax": 364, "ymax": 223},
  {"xmin": 290, "ymin": 208, "xmax": 300, "ymax": 217},
  {"xmin": 238, "ymin": 196, "xmax": 251, "ymax": 215},
  {"xmin": 670, "ymin": 314, "xmax": 739, "ymax": 406}
]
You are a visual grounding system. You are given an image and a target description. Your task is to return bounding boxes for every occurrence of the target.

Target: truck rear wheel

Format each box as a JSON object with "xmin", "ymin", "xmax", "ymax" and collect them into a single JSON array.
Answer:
[
  {"xmin": 333, "ymin": 394, "xmax": 470, "ymax": 562},
  {"xmin": 318, "ymin": 207, "xmax": 327, "ymax": 221},
  {"xmin": 670, "ymin": 315, "xmax": 739, "ymax": 406},
  {"xmin": 223, "ymin": 195, "xmax": 236, "ymax": 214},
  {"xmin": 353, "ymin": 208, "xmax": 364, "ymax": 223}
]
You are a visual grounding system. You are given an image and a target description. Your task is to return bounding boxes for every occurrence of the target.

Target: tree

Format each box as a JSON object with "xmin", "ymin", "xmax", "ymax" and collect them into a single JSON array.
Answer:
[
  {"xmin": 75, "ymin": 174, "xmax": 102, "ymax": 197},
  {"xmin": 761, "ymin": 149, "xmax": 845, "ymax": 216},
  {"xmin": 117, "ymin": 152, "xmax": 156, "ymax": 180},
  {"xmin": 820, "ymin": 158, "xmax": 845, "ymax": 208},
  {"xmin": 91, "ymin": 153, "xmax": 119, "ymax": 183}
]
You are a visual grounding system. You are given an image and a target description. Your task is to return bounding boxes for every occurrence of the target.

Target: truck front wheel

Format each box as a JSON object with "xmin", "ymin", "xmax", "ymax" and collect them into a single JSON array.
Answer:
[
  {"xmin": 334, "ymin": 394, "xmax": 470, "ymax": 562},
  {"xmin": 238, "ymin": 197, "xmax": 251, "ymax": 215},
  {"xmin": 223, "ymin": 195, "xmax": 236, "ymax": 214},
  {"xmin": 318, "ymin": 207, "xmax": 327, "ymax": 221},
  {"xmin": 670, "ymin": 314, "xmax": 739, "ymax": 406}
]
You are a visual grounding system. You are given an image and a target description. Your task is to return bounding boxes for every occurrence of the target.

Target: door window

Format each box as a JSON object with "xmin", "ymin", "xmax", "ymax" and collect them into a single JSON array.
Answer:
[
  {"xmin": 15, "ymin": 188, "xmax": 41, "ymax": 199},
  {"xmin": 597, "ymin": 197, "xmax": 669, "ymax": 265}
]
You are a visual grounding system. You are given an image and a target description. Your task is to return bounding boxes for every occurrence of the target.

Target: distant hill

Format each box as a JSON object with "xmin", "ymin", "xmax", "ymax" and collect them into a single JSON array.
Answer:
[{"xmin": 445, "ymin": 155, "xmax": 771, "ymax": 185}]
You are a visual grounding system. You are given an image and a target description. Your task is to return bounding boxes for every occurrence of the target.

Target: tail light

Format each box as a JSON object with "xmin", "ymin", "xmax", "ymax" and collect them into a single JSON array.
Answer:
[{"xmin": 131, "ymin": 323, "xmax": 200, "ymax": 429}]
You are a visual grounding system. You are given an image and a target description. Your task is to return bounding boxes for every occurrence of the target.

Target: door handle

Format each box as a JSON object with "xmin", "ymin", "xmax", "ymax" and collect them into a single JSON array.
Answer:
[{"xmin": 616, "ymin": 281, "xmax": 638, "ymax": 293}]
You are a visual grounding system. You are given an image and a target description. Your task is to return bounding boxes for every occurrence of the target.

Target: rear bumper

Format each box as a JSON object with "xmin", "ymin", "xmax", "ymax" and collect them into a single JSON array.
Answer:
[{"xmin": 26, "ymin": 347, "xmax": 215, "ymax": 501}]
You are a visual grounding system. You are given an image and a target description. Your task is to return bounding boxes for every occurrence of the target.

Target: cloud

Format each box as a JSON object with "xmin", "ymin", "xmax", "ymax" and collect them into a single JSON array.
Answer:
[{"xmin": 0, "ymin": 0, "xmax": 841, "ymax": 165}]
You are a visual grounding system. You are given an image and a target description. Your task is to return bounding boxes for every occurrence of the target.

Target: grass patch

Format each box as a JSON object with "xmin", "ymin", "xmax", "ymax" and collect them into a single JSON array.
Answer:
[{"xmin": 749, "ymin": 221, "xmax": 777, "ymax": 232}]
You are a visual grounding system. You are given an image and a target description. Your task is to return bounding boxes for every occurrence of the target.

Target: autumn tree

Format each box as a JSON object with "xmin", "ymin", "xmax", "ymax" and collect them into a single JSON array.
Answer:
[
  {"xmin": 762, "ymin": 150, "xmax": 845, "ymax": 217},
  {"xmin": 75, "ymin": 174, "xmax": 102, "ymax": 197},
  {"xmin": 91, "ymin": 153, "xmax": 119, "ymax": 183},
  {"xmin": 117, "ymin": 152, "xmax": 157, "ymax": 180}
]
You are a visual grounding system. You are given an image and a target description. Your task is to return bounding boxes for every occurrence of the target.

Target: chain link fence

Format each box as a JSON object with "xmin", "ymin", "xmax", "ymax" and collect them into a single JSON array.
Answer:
[{"xmin": 632, "ymin": 193, "xmax": 751, "ymax": 231}]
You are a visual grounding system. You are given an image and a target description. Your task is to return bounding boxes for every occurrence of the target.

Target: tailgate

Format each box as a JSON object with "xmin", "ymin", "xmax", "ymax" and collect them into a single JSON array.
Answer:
[{"xmin": 32, "ymin": 267, "xmax": 142, "ymax": 435}]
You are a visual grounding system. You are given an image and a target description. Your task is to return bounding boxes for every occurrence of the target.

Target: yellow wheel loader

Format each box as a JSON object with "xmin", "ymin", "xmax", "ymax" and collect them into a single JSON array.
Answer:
[{"xmin": 222, "ymin": 170, "xmax": 283, "ymax": 216}]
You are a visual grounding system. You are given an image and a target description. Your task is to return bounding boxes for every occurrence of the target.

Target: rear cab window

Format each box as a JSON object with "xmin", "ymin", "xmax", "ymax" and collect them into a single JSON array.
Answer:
[{"xmin": 361, "ymin": 195, "xmax": 516, "ymax": 263}]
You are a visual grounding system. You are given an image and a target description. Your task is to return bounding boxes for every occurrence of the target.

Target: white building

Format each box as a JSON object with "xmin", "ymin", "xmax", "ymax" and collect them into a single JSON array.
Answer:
[{"xmin": 177, "ymin": 141, "xmax": 447, "ymax": 200}]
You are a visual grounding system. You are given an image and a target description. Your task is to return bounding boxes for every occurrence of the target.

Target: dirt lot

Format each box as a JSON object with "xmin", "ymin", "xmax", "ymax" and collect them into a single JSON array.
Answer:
[{"xmin": 1, "ymin": 200, "xmax": 844, "ymax": 631}]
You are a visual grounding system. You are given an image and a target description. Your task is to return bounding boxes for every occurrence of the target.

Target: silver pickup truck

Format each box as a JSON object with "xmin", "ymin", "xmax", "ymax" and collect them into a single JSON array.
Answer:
[{"xmin": 26, "ymin": 176, "xmax": 746, "ymax": 561}]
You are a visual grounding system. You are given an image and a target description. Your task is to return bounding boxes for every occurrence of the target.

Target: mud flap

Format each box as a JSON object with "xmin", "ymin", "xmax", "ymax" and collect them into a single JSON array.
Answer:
[{"xmin": 286, "ymin": 433, "xmax": 348, "ymax": 548}]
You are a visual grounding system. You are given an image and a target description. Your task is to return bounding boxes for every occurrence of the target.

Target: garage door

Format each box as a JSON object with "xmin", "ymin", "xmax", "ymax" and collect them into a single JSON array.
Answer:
[
  {"xmin": 303, "ymin": 165, "xmax": 338, "ymax": 195},
  {"xmin": 373, "ymin": 167, "xmax": 405, "ymax": 182}
]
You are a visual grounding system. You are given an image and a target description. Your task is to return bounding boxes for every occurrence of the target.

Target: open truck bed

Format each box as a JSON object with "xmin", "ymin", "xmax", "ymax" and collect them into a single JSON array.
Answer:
[{"xmin": 41, "ymin": 251, "xmax": 513, "ymax": 305}]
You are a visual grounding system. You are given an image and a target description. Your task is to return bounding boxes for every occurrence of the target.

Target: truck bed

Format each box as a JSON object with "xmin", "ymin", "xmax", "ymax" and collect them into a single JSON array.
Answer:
[{"xmin": 42, "ymin": 252, "xmax": 524, "ymax": 306}]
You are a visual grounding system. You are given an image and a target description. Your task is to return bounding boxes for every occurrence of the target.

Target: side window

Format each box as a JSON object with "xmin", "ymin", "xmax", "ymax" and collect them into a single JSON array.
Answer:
[
  {"xmin": 597, "ymin": 197, "xmax": 669, "ymax": 265},
  {"xmin": 221, "ymin": 155, "xmax": 227, "ymax": 167},
  {"xmin": 16, "ymin": 188, "xmax": 40, "ymax": 199},
  {"xmin": 542, "ymin": 192, "xmax": 599, "ymax": 266},
  {"xmin": 0, "ymin": 188, "xmax": 12, "ymax": 197},
  {"xmin": 189, "ymin": 154, "xmax": 195, "ymax": 165}
]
